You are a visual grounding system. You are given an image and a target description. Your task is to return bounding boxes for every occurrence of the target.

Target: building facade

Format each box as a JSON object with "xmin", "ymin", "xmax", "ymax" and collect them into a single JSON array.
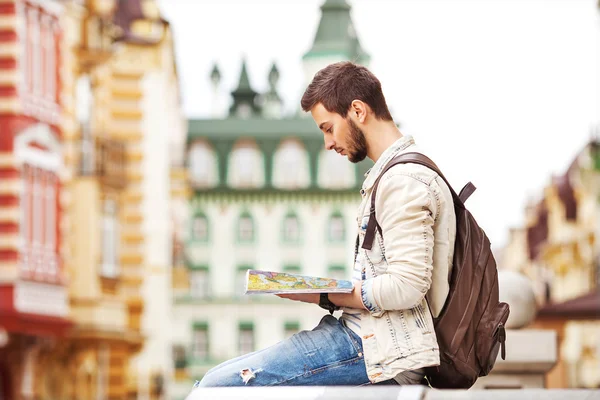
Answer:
[
  {"xmin": 0, "ymin": 0, "xmax": 184, "ymax": 399},
  {"xmin": 502, "ymin": 139, "xmax": 600, "ymax": 388},
  {"xmin": 171, "ymin": 1, "xmax": 373, "ymax": 398},
  {"xmin": 118, "ymin": 1, "xmax": 187, "ymax": 399},
  {"xmin": 0, "ymin": 1, "xmax": 70, "ymax": 399},
  {"xmin": 60, "ymin": 0, "xmax": 184, "ymax": 398}
]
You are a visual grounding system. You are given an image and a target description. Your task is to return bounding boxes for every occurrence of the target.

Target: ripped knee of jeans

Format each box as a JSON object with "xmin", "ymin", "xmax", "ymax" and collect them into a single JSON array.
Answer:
[{"xmin": 239, "ymin": 368, "xmax": 263, "ymax": 384}]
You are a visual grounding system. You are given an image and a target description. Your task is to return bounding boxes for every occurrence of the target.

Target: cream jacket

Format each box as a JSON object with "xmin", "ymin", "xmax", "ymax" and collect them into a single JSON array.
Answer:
[{"xmin": 349, "ymin": 135, "xmax": 456, "ymax": 383}]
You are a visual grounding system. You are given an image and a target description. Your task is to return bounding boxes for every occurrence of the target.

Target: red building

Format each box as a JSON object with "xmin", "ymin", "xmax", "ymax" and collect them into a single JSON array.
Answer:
[{"xmin": 0, "ymin": 1, "xmax": 70, "ymax": 398}]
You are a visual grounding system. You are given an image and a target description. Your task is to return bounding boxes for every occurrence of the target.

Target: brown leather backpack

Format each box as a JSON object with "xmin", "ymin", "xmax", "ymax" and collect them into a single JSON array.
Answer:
[{"xmin": 362, "ymin": 152, "xmax": 509, "ymax": 389}]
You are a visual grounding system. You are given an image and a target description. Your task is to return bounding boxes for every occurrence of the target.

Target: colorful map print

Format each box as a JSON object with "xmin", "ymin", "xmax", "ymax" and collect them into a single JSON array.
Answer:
[{"xmin": 245, "ymin": 269, "xmax": 353, "ymax": 294}]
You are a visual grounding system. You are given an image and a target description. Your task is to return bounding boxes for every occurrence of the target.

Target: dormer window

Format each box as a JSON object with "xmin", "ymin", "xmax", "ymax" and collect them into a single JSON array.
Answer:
[
  {"xmin": 273, "ymin": 140, "xmax": 309, "ymax": 189},
  {"xmin": 228, "ymin": 142, "xmax": 264, "ymax": 188},
  {"xmin": 189, "ymin": 141, "xmax": 218, "ymax": 188}
]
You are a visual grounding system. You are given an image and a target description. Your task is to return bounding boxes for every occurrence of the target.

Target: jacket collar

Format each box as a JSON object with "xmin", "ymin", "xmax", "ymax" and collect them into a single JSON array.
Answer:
[{"xmin": 362, "ymin": 135, "xmax": 416, "ymax": 191}]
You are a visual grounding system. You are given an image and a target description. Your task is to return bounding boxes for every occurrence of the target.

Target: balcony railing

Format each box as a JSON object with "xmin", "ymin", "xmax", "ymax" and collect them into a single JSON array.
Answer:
[
  {"xmin": 79, "ymin": 136, "xmax": 127, "ymax": 189},
  {"xmin": 77, "ymin": 10, "xmax": 119, "ymax": 70},
  {"xmin": 97, "ymin": 137, "xmax": 127, "ymax": 189}
]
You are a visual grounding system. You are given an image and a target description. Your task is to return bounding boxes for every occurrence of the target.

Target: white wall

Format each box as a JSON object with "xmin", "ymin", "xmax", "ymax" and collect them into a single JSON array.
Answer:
[{"xmin": 134, "ymin": 66, "xmax": 182, "ymax": 399}]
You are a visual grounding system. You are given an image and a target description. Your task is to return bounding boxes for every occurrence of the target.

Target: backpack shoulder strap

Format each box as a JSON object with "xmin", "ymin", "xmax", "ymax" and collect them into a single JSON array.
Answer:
[{"xmin": 362, "ymin": 152, "xmax": 472, "ymax": 250}]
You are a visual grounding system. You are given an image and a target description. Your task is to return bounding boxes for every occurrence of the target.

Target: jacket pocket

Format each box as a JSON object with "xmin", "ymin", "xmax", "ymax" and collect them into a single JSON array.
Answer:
[{"xmin": 362, "ymin": 333, "xmax": 386, "ymax": 367}]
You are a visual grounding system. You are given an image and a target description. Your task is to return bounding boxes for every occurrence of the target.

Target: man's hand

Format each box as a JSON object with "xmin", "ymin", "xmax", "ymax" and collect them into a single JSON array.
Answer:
[
  {"xmin": 276, "ymin": 281, "xmax": 367, "ymax": 310},
  {"xmin": 275, "ymin": 293, "xmax": 320, "ymax": 304}
]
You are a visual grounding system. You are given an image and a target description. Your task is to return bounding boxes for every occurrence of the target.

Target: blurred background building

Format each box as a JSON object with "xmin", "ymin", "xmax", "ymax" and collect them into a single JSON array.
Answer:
[
  {"xmin": 0, "ymin": 0, "xmax": 597, "ymax": 399},
  {"xmin": 500, "ymin": 138, "xmax": 600, "ymax": 388},
  {"xmin": 0, "ymin": 1, "xmax": 70, "ymax": 399},
  {"xmin": 0, "ymin": 0, "xmax": 185, "ymax": 399},
  {"xmin": 170, "ymin": 1, "xmax": 374, "ymax": 398}
]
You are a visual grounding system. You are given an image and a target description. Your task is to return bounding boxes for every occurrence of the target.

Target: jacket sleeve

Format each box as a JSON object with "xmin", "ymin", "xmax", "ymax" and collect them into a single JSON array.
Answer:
[{"xmin": 361, "ymin": 172, "xmax": 438, "ymax": 316}]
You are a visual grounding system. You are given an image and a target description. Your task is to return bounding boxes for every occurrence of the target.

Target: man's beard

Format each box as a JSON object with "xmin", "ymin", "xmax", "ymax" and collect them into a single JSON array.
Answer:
[{"xmin": 346, "ymin": 118, "xmax": 368, "ymax": 163}]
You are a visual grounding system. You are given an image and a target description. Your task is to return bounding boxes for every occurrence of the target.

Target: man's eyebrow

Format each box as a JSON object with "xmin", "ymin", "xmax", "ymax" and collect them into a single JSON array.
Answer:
[{"xmin": 318, "ymin": 122, "xmax": 329, "ymax": 130}]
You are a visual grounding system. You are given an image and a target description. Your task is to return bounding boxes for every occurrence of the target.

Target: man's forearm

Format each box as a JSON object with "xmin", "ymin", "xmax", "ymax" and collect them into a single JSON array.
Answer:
[{"xmin": 329, "ymin": 281, "xmax": 367, "ymax": 310}]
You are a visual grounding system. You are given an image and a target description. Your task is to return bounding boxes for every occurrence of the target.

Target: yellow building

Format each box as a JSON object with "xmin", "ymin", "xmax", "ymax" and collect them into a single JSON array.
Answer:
[
  {"xmin": 35, "ymin": 0, "xmax": 184, "ymax": 399},
  {"xmin": 503, "ymin": 139, "xmax": 599, "ymax": 388}
]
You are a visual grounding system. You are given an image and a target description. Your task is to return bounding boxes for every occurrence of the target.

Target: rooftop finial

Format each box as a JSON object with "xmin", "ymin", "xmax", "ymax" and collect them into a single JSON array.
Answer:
[
  {"xmin": 268, "ymin": 63, "xmax": 280, "ymax": 90},
  {"xmin": 210, "ymin": 62, "xmax": 221, "ymax": 86},
  {"xmin": 262, "ymin": 61, "xmax": 283, "ymax": 119}
]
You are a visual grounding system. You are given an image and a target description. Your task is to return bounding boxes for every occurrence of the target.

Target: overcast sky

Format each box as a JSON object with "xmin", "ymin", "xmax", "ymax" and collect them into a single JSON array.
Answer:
[{"xmin": 157, "ymin": 0, "xmax": 598, "ymax": 254}]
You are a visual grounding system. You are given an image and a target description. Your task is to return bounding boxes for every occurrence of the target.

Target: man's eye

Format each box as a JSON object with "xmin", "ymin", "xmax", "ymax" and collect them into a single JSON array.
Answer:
[{"xmin": 327, "ymin": 128, "xmax": 333, "ymax": 133}]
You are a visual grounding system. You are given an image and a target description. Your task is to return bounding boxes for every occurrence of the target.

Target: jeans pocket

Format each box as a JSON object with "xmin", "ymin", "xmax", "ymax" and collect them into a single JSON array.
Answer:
[{"xmin": 340, "ymin": 322, "xmax": 363, "ymax": 356}]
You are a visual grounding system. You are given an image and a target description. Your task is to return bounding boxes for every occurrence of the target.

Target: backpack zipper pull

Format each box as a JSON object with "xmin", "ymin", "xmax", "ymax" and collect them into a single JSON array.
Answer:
[{"xmin": 498, "ymin": 323, "xmax": 506, "ymax": 360}]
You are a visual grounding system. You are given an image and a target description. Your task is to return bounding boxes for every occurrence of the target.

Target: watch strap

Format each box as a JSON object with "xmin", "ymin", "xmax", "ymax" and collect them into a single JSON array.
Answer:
[{"xmin": 319, "ymin": 293, "xmax": 339, "ymax": 315}]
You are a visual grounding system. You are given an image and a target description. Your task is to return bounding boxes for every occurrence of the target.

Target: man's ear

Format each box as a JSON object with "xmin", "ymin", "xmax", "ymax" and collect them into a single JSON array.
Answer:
[{"xmin": 350, "ymin": 100, "xmax": 367, "ymax": 124}]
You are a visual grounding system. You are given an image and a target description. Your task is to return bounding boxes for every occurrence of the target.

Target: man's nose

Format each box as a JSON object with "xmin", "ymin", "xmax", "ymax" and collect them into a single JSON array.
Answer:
[{"xmin": 324, "ymin": 137, "xmax": 335, "ymax": 151}]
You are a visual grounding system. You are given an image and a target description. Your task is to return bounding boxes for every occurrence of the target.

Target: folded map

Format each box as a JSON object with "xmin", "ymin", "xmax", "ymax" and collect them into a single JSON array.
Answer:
[{"xmin": 244, "ymin": 269, "xmax": 354, "ymax": 294}]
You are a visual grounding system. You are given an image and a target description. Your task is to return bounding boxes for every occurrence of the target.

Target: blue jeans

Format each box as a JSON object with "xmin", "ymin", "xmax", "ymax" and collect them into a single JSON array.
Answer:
[{"xmin": 194, "ymin": 315, "xmax": 400, "ymax": 388}]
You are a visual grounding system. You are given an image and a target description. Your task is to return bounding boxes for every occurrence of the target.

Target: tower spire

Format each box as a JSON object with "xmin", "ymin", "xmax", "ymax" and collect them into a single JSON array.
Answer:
[
  {"xmin": 303, "ymin": 0, "xmax": 370, "ymax": 64},
  {"xmin": 301, "ymin": 0, "xmax": 371, "ymax": 107},
  {"xmin": 229, "ymin": 58, "xmax": 261, "ymax": 118}
]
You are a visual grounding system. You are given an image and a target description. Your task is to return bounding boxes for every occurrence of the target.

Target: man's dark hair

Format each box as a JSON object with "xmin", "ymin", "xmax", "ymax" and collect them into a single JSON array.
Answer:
[{"xmin": 301, "ymin": 62, "xmax": 393, "ymax": 121}]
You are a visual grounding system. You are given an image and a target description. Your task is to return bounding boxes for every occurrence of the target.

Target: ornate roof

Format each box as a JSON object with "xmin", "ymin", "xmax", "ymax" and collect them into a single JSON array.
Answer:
[
  {"xmin": 113, "ymin": 0, "xmax": 168, "ymax": 45},
  {"xmin": 526, "ymin": 200, "xmax": 549, "ymax": 260},
  {"xmin": 185, "ymin": 0, "xmax": 375, "ymax": 194},
  {"xmin": 303, "ymin": 0, "xmax": 370, "ymax": 63},
  {"xmin": 553, "ymin": 173, "xmax": 577, "ymax": 221}
]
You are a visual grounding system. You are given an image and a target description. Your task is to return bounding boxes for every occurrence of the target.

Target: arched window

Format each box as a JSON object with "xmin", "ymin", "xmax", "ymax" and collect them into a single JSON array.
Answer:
[
  {"xmin": 282, "ymin": 211, "xmax": 301, "ymax": 244},
  {"xmin": 189, "ymin": 266, "xmax": 210, "ymax": 299},
  {"xmin": 318, "ymin": 150, "xmax": 356, "ymax": 189},
  {"xmin": 101, "ymin": 198, "xmax": 119, "ymax": 277},
  {"xmin": 190, "ymin": 212, "xmax": 209, "ymax": 243},
  {"xmin": 272, "ymin": 140, "xmax": 309, "ymax": 189},
  {"xmin": 188, "ymin": 141, "xmax": 218, "ymax": 188},
  {"xmin": 191, "ymin": 322, "xmax": 209, "ymax": 360},
  {"xmin": 328, "ymin": 211, "xmax": 346, "ymax": 243},
  {"xmin": 228, "ymin": 141, "xmax": 264, "ymax": 188},
  {"xmin": 237, "ymin": 211, "xmax": 255, "ymax": 243},
  {"xmin": 14, "ymin": 124, "xmax": 61, "ymax": 279}
]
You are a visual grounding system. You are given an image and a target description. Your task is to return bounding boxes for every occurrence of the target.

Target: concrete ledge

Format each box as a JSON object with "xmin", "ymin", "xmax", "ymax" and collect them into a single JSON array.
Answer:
[
  {"xmin": 186, "ymin": 386, "xmax": 425, "ymax": 400},
  {"xmin": 426, "ymin": 389, "xmax": 599, "ymax": 400},
  {"xmin": 186, "ymin": 387, "xmax": 599, "ymax": 400}
]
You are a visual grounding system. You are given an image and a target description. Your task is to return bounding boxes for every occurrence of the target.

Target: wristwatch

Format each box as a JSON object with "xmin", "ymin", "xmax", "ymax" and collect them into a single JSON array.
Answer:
[{"xmin": 319, "ymin": 293, "xmax": 340, "ymax": 315}]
